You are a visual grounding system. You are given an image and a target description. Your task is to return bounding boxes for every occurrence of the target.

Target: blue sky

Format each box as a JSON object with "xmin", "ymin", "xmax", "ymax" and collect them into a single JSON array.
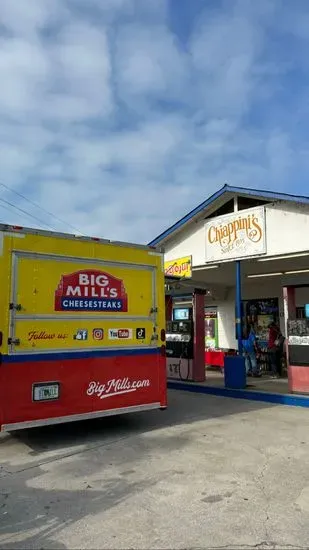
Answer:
[{"xmin": 0, "ymin": 0, "xmax": 309, "ymax": 243}]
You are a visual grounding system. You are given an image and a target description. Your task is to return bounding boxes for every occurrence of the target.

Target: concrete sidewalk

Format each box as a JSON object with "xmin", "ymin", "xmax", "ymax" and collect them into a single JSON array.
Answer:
[{"xmin": 1, "ymin": 391, "xmax": 309, "ymax": 549}]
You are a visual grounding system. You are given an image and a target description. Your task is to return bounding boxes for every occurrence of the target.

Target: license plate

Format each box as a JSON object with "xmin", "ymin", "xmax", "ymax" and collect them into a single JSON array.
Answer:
[{"xmin": 33, "ymin": 383, "xmax": 60, "ymax": 402}]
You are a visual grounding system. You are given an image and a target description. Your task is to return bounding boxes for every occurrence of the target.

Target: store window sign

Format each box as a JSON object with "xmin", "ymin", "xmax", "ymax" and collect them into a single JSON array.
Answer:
[
  {"xmin": 205, "ymin": 206, "xmax": 266, "ymax": 262},
  {"xmin": 205, "ymin": 306, "xmax": 218, "ymax": 349},
  {"xmin": 164, "ymin": 256, "xmax": 192, "ymax": 278}
]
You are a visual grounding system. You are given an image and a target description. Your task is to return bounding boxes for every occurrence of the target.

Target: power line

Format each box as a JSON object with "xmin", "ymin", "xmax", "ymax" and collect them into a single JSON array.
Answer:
[
  {"xmin": 0, "ymin": 196, "xmax": 56, "ymax": 230},
  {"xmin": 0, "ymin": 180, "xmax": 82, "ymax": 235}
]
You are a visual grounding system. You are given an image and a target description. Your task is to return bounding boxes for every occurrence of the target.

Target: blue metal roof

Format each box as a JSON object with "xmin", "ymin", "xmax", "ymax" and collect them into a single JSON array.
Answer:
[{"xmin": 149, "ymin": 184, "xmax": 309, "ymax": 246}]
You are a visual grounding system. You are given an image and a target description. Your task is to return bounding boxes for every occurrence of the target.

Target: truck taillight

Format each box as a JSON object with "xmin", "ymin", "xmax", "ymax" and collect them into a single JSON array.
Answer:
[
  {"xmin": 160, "ymin": 344, "xmax": 166, "ymax": 356},
  {"xmin": 160, "ymin": 329, "xmax": 166, "ymax": 342}
]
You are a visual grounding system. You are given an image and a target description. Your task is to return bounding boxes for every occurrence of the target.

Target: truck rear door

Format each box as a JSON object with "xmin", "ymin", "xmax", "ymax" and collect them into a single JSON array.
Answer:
[
  {"xmin": 9, "ymin": 251, "xmax": 158, "ymax": 354},
  {"xmin": 2, "ymin": 249, "xmax": 162, "ymax": 427}
]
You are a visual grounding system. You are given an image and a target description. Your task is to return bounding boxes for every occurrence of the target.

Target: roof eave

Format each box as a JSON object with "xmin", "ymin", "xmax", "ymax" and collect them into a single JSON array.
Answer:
[
  {"xmin": 149, "ymin": 184, "xmax": 229, "ymax": 247},
  {"xmin": 149, "ymin": 184, "xmax": 309, "ymax": 247}
]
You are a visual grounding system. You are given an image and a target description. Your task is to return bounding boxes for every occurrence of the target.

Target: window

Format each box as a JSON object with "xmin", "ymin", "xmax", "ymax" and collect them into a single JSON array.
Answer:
[
  {"xmin": 204, "ymin": 199, "xmax": 234, "ymax": 220},
  {"xmin": 204, "ymin": 195, "xmax": 270, "ymax": 221},
  {"xmin": 296, "ymin": 307, "xmax": 305, "ymax": 319},
  {"xmin": 237, "ymin": 196, "xmax": 269, "ymax": 211}
]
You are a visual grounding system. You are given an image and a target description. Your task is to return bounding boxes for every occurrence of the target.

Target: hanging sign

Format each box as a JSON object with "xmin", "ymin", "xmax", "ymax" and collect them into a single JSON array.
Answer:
[
  {"xmin": 205, "ymin": 206, "xmax": 266, "ymax": 262},
  {"xmin": 164, "ymin": 255, "xmax": 192, "ymax": 278}
]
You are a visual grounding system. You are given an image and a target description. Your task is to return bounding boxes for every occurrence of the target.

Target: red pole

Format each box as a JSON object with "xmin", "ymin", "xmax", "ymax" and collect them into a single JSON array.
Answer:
[
  {"xmin": 165, "ymin": 294, "xmax": 173, "ymax": 322},
  {"xmin": 192, "ymin": 289, "xmax": 206, "ymax": 382}
]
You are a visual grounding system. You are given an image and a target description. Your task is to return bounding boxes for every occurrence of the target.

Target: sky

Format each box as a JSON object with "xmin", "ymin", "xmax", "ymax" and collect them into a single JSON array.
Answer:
[{"xmin": 0, "ymin": 0, "xmax": 309, "ymax": 244}]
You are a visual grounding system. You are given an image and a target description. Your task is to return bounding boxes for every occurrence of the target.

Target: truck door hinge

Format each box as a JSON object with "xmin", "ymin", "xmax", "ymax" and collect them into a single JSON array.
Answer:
[
  {"xmin": 150, "ymin": 307, "xmax": 158, "ymax": 314},
  {"xmin": 9, "ymin": 303, "xmax": 22, "ymax": 311},
  {"xmin": 8, "ymin": 338, "xmax": 20, "ymax": 346}
]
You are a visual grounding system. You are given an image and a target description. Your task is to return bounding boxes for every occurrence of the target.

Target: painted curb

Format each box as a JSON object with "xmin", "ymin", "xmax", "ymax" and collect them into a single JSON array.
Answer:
[{"xmin": 167, "ymin": 380, "xmax": 309, "ymax": 408}]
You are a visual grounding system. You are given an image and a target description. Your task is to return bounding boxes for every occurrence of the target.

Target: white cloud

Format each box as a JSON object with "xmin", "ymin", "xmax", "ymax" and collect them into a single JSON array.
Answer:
[
  {"xmin": 0, "ymin": 38, "xmax": 50, "ymax": 117},
  {"xmin": 0, "ymin": 0, "xmax": 65, "ymax": 36},
  {"xmin": 190, "ymin": 9, "xmax": 264, "ymax": 119},
  {"xmin": 0, "ymin": 0, "xmax": 307, "ymax": 244},
  {"xmin": 48, "ymin": 22, "xmax": 113, "ymax": 118},
  {"xmin": 115, "ymin": 24, "xmax": 188, "ymax": 100}
]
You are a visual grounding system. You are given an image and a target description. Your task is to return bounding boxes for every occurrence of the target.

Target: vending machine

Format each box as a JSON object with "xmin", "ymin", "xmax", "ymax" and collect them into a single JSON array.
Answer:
[
  {"xmin": 166, "ymin": 319, "xmax": 194, "ymax": 380},
  {"xmin": 284, "ymin": 286, "xmax": 309, "ymax": 394},
  {"xmin": 205, "ymin": 307, "xmax": 218, "ymax": 349},
  {"xmin": 287, "ymin": 311, "xmax": 309, "ymax": 394}
]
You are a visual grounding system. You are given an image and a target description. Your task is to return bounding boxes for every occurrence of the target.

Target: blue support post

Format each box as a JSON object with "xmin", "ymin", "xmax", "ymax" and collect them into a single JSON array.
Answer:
[
  {"xmin": 224, "ymin": 260, "xmax": 246, "ymax": 389},
  {"xmin": 235, "ymin": 260, "xmax": 243, "ymax": 355}
]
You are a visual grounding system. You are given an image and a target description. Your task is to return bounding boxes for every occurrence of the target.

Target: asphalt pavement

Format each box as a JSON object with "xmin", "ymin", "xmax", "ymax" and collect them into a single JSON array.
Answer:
[{"xmin": 1, "ymin": 390, "xmax": 309, "ymax": 549}]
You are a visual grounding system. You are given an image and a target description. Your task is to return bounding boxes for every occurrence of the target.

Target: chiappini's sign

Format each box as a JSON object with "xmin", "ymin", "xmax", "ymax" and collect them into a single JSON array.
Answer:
[
  {"xmin": 164, "ymin": 255, "xmax": 192, "ymax": 278},
  {"xmin": 205, "ymin": 206, "xmax": 266, "ymax": 262}
]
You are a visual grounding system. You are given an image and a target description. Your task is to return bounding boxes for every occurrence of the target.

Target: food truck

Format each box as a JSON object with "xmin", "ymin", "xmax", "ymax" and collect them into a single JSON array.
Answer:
[{"xmin": 0, "ymin": 224, "xmax": 167, "ymax": 431}]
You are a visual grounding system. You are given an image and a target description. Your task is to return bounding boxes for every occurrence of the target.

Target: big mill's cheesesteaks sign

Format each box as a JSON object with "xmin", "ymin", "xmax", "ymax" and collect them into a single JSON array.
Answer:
[{"xmin": 205, "ymin": 206, "xmax": 266, "ymax": 262}]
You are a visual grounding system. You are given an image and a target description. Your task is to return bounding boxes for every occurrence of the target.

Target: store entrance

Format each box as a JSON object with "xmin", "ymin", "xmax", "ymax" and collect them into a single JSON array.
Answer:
[{"xmin": 241, "ymin": 297, "xmax": 287, "ymax": 377}]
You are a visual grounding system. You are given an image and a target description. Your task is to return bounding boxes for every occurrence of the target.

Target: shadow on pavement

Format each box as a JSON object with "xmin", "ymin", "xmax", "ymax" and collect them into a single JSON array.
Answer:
[
  {"xmin": 0, "ymin": 456, "xmax": 159, "ymax": 550},
  {"xmin": 0, "ymin": 392, "xmax": 211, "ymax": 549},
  {"xmin": 0, "ymin": 390, "xmax": 277, "ymax": 549},
  {"xmin": 9, "ymin": 388, "xmax": 274, "ymax": 456}
]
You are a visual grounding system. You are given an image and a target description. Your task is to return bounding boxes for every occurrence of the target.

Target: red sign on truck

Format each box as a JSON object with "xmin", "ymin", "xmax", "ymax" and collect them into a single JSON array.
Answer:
[{"xmin": 54, "ymin": 269, "xmax": 128, "ymax": 312}]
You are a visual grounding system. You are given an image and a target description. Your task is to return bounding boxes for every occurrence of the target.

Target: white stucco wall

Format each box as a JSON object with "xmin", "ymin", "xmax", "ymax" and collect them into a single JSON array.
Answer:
[
  {"xmin": 216, "ymin": 298, "xmax": 237, "ymax": 349},
  {"xmin": 163, "ymin": 223, "xmax": 206, "ymax": 266},
  {"xmin": 164, "ymin": 200, "xmax": 309, "ymax": 266},
  {"xmin": 265, "ymin": 202, "xmax": 309, "ymax": 256}
]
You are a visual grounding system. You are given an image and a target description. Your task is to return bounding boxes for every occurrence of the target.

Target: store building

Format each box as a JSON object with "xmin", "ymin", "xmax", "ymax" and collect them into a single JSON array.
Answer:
[{"xmin": 150, "ymin": 184, "xmax": 309, "ymax": 398}]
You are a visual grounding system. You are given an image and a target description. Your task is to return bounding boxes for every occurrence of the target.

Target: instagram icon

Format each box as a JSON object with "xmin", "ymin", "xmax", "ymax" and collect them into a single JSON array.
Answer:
[{"xmin": 93, "ymin": 328, "xmax": 104, "ymax": 341}]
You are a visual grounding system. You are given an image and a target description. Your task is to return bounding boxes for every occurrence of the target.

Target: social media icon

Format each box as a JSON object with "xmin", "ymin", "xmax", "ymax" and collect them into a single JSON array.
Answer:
[
  {"xmin": 74, "ymin": 329, "xmax": 88, "ymax": 341},
  {"xmin": 118, "ymin": 329, "xmax": 130, "ymax": 338},
  {"xmin": 136, "ymin": 328, "xmax": 146, "ymax": 340},
  {"xmin": 108, "ymin": 328, "xmax": 132, "ymax": 339},
  {"xmin": 93, "ymin": 328, "xmax": 104, "ymax": 341}
]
